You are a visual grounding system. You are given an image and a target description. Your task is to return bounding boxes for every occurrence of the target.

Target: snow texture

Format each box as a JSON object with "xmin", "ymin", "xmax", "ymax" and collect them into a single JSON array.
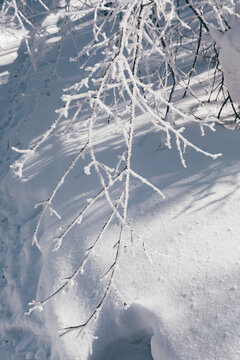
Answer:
[{"xmin": 1, "ymin": 3, "xmax": 240, "ymax": 360}]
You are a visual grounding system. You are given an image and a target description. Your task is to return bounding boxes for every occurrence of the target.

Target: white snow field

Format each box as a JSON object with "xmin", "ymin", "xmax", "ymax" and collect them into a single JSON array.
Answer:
[{"xmin": 1, "ymin": 2, "xmax": 240, "ymax": 360}]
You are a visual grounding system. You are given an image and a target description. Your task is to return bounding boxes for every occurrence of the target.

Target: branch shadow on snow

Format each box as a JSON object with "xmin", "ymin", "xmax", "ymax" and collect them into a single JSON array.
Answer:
[{"xmin": 127, "ymin": 121, "xmax": 240, "ymax": 221}]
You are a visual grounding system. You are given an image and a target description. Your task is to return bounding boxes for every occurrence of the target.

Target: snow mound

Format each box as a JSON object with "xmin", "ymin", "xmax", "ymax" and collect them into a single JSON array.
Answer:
[
  {"xmin": 90, "ymin": 299, "xmax": 178, "ymax": 360},
  {"xmin": 129, "ymin": 301, "xmax": 178, "ymax": 360}
]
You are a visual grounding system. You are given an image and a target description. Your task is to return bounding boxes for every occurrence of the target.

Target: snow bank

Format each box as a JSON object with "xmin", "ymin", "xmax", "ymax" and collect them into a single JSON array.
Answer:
[{"xmin": 91, "ymin": 299, "xmax": 179, "ymax": 360}]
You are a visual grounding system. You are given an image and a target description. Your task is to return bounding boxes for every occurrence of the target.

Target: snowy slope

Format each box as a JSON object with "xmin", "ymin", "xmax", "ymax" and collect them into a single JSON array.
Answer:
[{"xmin": 1, "ymin": 4, "xmax": 240, "ymax": 360}]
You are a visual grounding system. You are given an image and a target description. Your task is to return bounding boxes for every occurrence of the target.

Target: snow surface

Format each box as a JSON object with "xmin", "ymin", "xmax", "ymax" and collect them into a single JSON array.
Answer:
[
  {"xmin": 210, "ymin": 17, "xmax": 240, "ymax": 105},
  {"xmin": 1, "ymin": 6, "xmax": 240, "ymax": 360}
]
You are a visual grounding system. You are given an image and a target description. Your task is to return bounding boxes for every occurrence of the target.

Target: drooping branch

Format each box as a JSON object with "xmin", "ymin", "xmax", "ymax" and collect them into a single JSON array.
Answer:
[{"xmin": 16, "ymin": 0, "xmax": 232, "ymax": 345}]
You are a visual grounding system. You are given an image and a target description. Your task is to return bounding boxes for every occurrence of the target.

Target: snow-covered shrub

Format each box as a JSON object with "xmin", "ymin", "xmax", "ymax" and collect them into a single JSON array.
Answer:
[{"xmin": 4, "ymin": 0, "xmax": 238, "ymax": 344}]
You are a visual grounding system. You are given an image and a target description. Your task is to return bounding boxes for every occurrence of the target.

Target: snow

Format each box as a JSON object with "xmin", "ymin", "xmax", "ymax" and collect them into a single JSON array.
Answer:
[
  {"xmin": 0, "ymin": 25, "xmax": 25, "ymax": 66},
  {"xmin": 210, "ymin": 17, "xmax": 240, "ymax": 104},
  {"xmin": 1, "ymin": 4, "xmax": 240, "ymax": 360}
]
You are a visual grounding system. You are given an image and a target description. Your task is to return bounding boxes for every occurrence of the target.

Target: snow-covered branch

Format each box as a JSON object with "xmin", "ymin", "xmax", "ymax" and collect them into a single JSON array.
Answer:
[{"xmin": 9, "ymin": 0, "xmax": 238, "ymax": 346}]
